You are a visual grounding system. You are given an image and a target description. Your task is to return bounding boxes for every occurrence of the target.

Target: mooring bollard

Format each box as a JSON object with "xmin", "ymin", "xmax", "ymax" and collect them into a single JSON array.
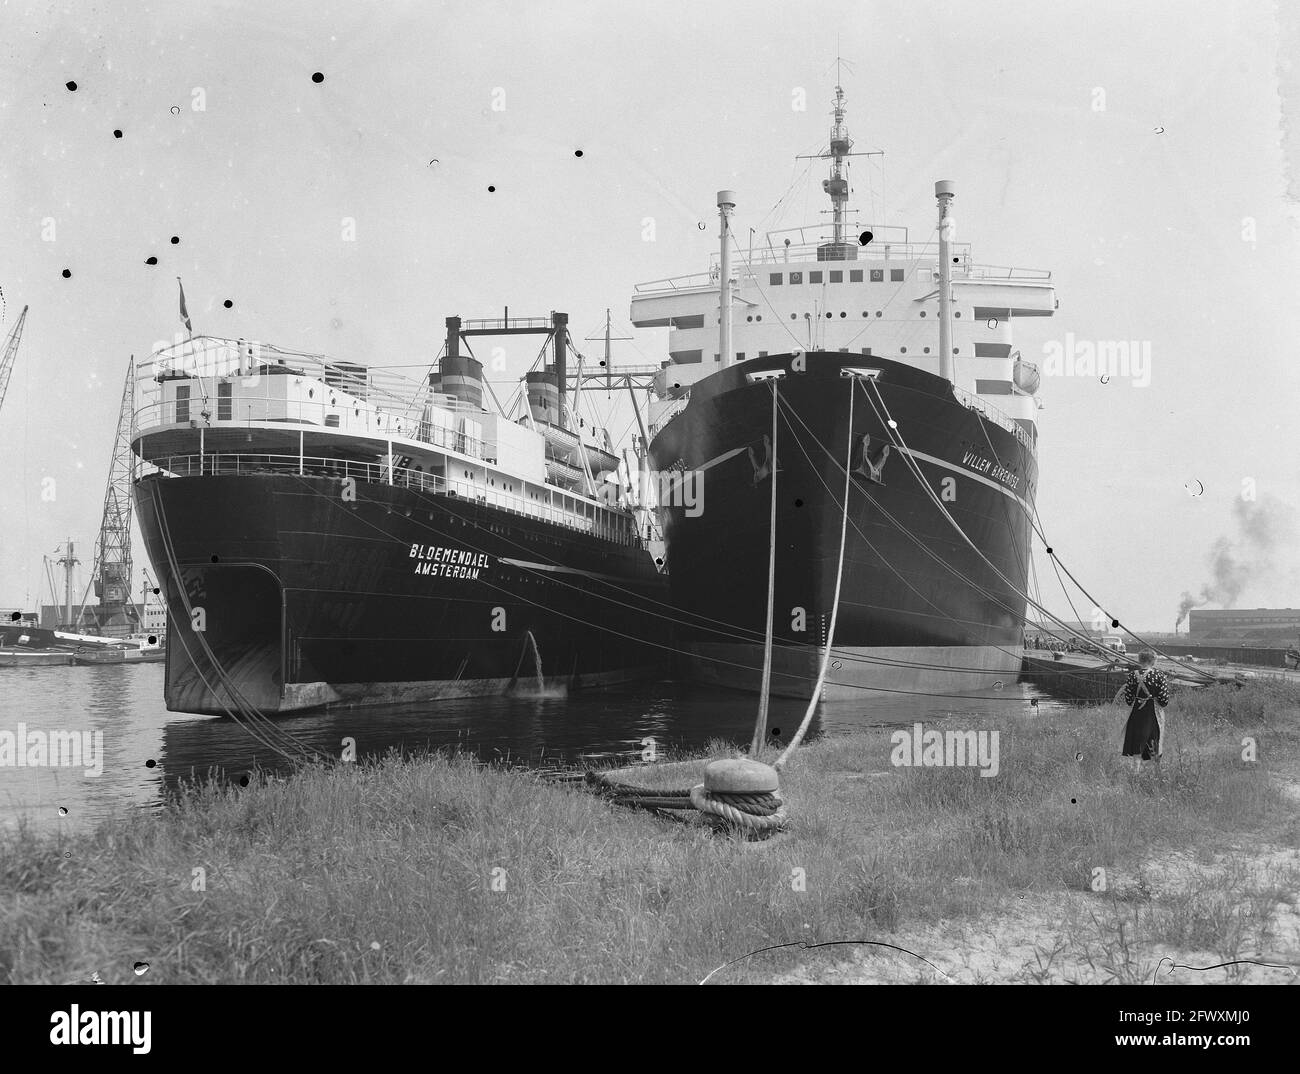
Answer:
[{"xmin": 689, "ymin": 759, "xmax": 787, "ymax": 832}]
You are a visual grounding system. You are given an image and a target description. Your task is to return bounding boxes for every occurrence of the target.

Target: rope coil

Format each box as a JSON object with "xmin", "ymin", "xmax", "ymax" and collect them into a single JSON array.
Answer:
[{"xmin": 587, "ymin": 771, "xmax": 788, "ymax": 832}]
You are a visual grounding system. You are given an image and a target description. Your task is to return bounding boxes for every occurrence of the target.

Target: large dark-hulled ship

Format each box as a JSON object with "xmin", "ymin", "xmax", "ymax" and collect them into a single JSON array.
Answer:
[
  {"xmin": 633, "ymin": 83, "xmax": 1056, "ymax": 700},
  {"xmin": 132, "ymin": 314, "xmax": 668, "ymax": 715}
]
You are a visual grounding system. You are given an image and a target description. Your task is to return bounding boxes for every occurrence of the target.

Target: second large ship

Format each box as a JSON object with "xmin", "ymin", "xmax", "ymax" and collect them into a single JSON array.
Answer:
[{"xmin": 633, "ymin": 83, "xmax": 1057, "ymax": 701}]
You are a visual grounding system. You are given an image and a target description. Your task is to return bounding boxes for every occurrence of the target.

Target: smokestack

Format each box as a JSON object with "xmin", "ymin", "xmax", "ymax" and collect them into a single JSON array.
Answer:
[
  {"xmin": 936, "ymin": 180, "xmax": 956, "ymax": 384},
  {"xmin": 718, "ymin": 190, "xmax": 736, "ymax": 369}
]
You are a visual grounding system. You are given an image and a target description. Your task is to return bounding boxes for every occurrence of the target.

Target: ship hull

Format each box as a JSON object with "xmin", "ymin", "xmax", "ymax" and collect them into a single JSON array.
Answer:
[
  {"xmin": 134, "ymin": 473, "xmax": 669, "ymax": 714},
  {"xmin": 647, "ymin": 352, "xmax": 1037, "ymax": 701}
]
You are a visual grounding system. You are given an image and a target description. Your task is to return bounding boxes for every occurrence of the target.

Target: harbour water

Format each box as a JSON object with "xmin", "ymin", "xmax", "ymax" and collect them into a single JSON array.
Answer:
[{"xmin": 0, "ymin": 664, "xmax": 1079, "ymax": 836}]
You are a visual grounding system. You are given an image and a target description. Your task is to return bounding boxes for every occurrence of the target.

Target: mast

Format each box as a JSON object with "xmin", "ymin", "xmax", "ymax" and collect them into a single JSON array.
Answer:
[
  {"xmin": 936, "ymin": 180, "xmax": 956, "ymax": 383},
  {"xmin": 58, "ymin": 540, "xmax": 78, "ymax": 630},
  {"xmin": 797, "ymin": 68, "xmax": 878, "ymax": 262},
  {"xmin": 718, "ymin": 190, "xmax": 735, "ymax": 369},
  {"xmin": 826, "ymin": 83, "xmax": 852, "ymax": 247}
]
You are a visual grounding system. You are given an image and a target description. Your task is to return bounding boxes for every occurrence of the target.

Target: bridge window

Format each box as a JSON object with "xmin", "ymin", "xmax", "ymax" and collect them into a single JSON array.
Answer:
[
  {"xmin": 830, "ymin": 271, "xmax": 843, "ymax": 283},
  {"xmin": 769, "ymin": 273, "xmax": 782, "ymax": 285},
  {"xmin": 850, "ymin": 270, "xmax": 863, "ymax": 282},
  {"xmin": 870, "ymin": 269, "xmax": 884, "ymax": 282},
  {"xmin": 789, "ymin": 271, "xmax": 803, "ymax": 284},
  {"xmin": 890, "ymin": 269, "xmax": 905, "ymax": 282},
  {"xmin": 217, "ymin": 382, "xmax": 232, "ymax": 420},
  {"xmin": 809, "ymin": 271, "xmax": 823, "ymax": 284},
  {"xmin": 175, "ymin": 385, "xmax": 190, "ymax": 423}
]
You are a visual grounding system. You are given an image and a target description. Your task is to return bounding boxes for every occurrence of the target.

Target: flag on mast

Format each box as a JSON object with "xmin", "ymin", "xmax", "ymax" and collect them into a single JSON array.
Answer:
[{"xmin": 177, "ymin": 277, "xmax": 193, "ymax": 337}]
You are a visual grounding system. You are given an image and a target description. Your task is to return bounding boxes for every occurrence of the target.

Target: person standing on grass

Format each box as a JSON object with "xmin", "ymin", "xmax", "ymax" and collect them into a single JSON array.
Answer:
[{"xmin": 1121, "ymin": 649, "xmax": 1170, "ymax": 772}]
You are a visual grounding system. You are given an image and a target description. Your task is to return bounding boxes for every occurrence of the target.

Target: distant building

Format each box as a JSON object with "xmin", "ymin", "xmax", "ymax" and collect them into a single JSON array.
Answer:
[
  {"xmin": 1188, "ymin": 608, "xmax": 1300, "ymax": 639},
  {"xmin": 39, "ymin": 602, "xmax": 167, "ymax": 637}
]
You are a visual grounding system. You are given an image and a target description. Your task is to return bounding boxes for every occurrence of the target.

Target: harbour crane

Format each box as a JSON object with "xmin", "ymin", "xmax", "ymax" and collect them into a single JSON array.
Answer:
[
  {"xmin": 0, "ymin": 305, "xmax": 29, "ymax": 422},
  {"xmin": 80, "ymin": 358, "xmax": 141, "ymax": 637}
]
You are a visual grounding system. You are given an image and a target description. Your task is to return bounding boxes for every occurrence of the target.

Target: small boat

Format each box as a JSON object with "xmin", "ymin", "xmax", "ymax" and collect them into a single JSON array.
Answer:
[{"xmin": 0, "ymin": 650, "xmax": 74, "ymax": 667}]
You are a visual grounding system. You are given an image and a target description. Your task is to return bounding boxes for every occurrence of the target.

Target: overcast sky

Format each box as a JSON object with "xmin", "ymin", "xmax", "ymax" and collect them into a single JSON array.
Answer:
[{"xmin": 1, "ymin": 0, "xmax": 1297, "ymax": 633}]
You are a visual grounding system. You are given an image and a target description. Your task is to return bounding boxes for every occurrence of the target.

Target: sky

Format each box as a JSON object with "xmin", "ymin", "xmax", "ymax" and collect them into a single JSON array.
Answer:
[{"xmin": 1, "ymin": 0, "xmax": 1298, "ymax": 633}]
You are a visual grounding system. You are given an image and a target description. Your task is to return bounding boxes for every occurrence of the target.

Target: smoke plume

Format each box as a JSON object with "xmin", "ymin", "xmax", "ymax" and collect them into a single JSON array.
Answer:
[{"xmin": 1175, "ymin": 495, "xmax": 1298, "ymax": 630}]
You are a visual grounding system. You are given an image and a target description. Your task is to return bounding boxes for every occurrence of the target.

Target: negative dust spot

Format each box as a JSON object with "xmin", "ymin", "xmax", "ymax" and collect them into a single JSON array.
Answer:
[
  {"xmin": 224, "ymin": 299, "xmax": 233, "ymax": 308},
  {"xmin": 1075, "ymin": 752, "xmax": 1083, "ymax": 761},
  {"xmin": 312, "ymin": 72, "xmax": 325, "ymax": 83},
  {"xmin": 859, "ymin": 230, "xmax": 873, "ymax": 245},
  {"xmin": 113, "ymin": 129, "xmax": 122, "ymax": 139},
  {"xmin": 133, "ymin": 962, "xmax": 149, "ymax": 976},
  {"xmin": 61, "ymin": 269, "xmax": 71, "ymax": 278},
  {"xmin": 65, "ymin": 80, "xmax": 77, "ymax": 91},
  {"xmin": 58, "ymin": 806, "xmax": 69, "ymax": 816},
  {"xmin": 487, "ymin": 185, "xmax": 496, "ymax": 192},
  {"xmin": 145, "ymin": 257, "xmax": 157, "ymax": 265},
  {"xmin": 170, "ymin": 106, "xmax": 180, "ymax": 115},
  {"xmin": 145, "ymin": 759, "xmax": 157, "ymax": 768}
]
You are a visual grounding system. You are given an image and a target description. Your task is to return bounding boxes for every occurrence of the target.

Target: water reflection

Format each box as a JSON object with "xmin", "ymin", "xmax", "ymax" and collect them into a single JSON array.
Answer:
[{"xmin": 2, "ymin": 664, "xmax": 1072, "ymax": 835}]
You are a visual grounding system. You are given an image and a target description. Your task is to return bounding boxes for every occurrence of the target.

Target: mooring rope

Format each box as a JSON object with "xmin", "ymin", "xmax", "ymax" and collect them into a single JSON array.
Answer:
[
  {"xmin": 773, "ymin": 380, "xmax": 855, "ymax": 771},
  {"xmin": 583, "ymin": 381, "xmax": 858, "ymax": 833},
  {"xmin": 751, "ymin": 379, "xmax": 781, "ymax": 754}
]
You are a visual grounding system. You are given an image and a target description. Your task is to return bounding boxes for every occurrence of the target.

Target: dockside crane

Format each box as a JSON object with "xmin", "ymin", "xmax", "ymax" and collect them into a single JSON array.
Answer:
[
  {"xmin": 0, "ymin": 305, "xmax": 30, "ymax": 422},
  {"xmin": 80, "ymin": 358, "xmax": 141, "ymax": 637}
]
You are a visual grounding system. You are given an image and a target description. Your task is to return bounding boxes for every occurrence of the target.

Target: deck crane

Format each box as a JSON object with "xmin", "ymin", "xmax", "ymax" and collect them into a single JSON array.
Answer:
[{"xmin": 0, "ymin": 305, "xmax": 30, "ymax": 421}]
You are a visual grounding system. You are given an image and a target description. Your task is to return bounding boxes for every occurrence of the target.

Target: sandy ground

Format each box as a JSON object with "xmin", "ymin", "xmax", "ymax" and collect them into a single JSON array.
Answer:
[{"xmin": 769, "ymin": 777, "xmax": 1300, "ymax": 985}]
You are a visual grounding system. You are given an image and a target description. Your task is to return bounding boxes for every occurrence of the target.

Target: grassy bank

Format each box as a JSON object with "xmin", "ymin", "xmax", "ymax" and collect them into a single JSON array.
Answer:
[{"xmin": 3, "ymin": 680, "xmax": 1299, "ymax": 984}]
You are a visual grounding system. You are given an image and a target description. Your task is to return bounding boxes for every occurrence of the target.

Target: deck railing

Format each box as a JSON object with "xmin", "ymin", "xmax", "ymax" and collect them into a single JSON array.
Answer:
[
  {"xmin": 633, "ymin": 239, "xmax": 1051, "ymax": 295},
  {"xmin": 140, "ymin": 453, "xmax": 638, "ymax": 544},
  {"xmin": 953, "ymin": 386, "xmax": 1034, "ymax": 450}
]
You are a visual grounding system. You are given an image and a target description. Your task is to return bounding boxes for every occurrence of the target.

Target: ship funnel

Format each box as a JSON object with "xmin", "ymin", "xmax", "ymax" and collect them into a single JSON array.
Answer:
[
  {"xmin": 432, "ymin": 315, "xmax": 485, "ymax": 407},
  {"xmin": 718, "ymin": 190, "xmax": 736, "ymax": 369},
  {"xmin": 935, "ymin": 181, "xmax": 956, "ymax": 384},
  {"xmin": 525, "ymin": 369, "xmax": 560, "ymax": 426}
]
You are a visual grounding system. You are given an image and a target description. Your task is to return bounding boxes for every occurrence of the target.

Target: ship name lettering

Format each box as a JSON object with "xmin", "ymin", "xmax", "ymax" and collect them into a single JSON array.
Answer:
[
  {"xmin": 960, "ymin": 453, "xmax": 1020, "ymax": 490},
  {"xmin": 408, "ymin": 544, "xmax": 491, "ymax": 574}
]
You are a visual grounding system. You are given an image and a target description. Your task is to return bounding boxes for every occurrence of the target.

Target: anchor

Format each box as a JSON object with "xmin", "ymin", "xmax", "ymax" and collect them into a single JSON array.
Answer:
[
  {"xmin": 853, "ymin": 433, "xmax": 891, "ymax": 485},
  {"xmin": 748, "ymin": 434, "xmax": 775, "ymax": 484}
]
